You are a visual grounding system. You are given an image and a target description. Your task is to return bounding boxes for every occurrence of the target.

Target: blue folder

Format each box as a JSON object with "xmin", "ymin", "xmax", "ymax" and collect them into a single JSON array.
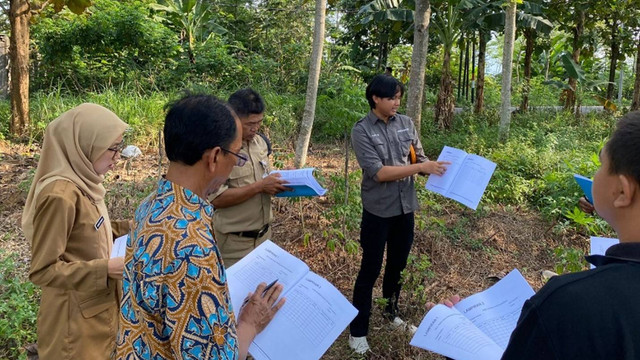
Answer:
[
  {"xmin": 275, "ymin": 185, "xmax": 326, "ymax": 198},
  {"xmin": 574, "ymin": 174, "xmax": 593, "ymax": 204}
]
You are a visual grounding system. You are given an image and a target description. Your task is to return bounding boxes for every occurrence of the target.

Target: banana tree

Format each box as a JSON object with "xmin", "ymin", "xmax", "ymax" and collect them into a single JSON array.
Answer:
[
  {"xmin": 149, "ymin": 0, "xmax": 226, "ymax": 64},
  {"xmin": 357, "ymin": 0, "xmax": 414, "ymax": 71},
  {"xmin": 544, "ymin": 52, "xmax": 615, "ymax": 115},
  {"xmin": 433, "ymin": 3, "xmax": 462, "ymax": 129}
]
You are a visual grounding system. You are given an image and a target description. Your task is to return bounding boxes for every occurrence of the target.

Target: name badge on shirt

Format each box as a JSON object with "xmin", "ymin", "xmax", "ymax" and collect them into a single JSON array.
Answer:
[{"xmin": 94, "ymin": 216, "xmax": 104, "ymax": 231}]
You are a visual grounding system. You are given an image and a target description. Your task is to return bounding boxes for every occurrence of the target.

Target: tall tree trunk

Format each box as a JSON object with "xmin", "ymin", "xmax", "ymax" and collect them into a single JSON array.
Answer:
[
  {"xmin": 632, "ymin": 39, "xmax": 640, "ymax": 111},
  {"xmin": 457, "ymin": 37, "xmax": 464, "ymax": 100},
  {"xmin": 474, "ymin": 30, "xmax": 487, "ymax": 114},
  {"xmin": 544, "ymin": 50, "xmax": 550, "ymax": 81},
  {"xmin": 435, "ymin": 48, "xmax": 455, "ymax": 129},
  {"xmin": 499, "ymin": 0, "xmax": 517, "ymax": 141},
  {"xmin": 9, "ymin": 0, "xmax": 31, "ymax": 138},
  {"xmin": 606, "ymin": 18, "xmax": 619, "ymax": 101},
  {"xmin": 520, "ymin": 28, "xmax": 535, "ymax": 112},
  {"xmin": 406, "ymin": 0, "xmax": 431, "ymax": 133},
  {"xmin": 294, "ymin": 0, "xmax": 326, "ymax": 168},
  {"xmin": 464, "ymin": 37, "xmax": 470, "ymax": 100},
  {"xmin": 565, "ymin": 9, "xmax": 584, "ymax": 112},
  {"xmin": 471, "ymin": 36, "xmax": 476, "ymax": 103}
]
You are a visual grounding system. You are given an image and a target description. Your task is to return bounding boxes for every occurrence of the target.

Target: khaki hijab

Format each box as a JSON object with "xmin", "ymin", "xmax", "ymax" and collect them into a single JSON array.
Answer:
[{"xmin": 22, "ymin": 103, "xmax": 128, "ymax": 243}]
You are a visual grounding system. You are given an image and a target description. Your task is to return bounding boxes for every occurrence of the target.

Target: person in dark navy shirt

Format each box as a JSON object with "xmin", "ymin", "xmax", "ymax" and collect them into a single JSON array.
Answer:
[{"xmin": 432, "ymin": 111, "xmax": 640, "ymax": 360}]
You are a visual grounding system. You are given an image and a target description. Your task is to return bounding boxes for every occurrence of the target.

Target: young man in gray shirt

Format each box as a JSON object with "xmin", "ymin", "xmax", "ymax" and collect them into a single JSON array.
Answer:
[{"xmin": 349, "ymin": 74, "xmax": 449, "ymax": 353}]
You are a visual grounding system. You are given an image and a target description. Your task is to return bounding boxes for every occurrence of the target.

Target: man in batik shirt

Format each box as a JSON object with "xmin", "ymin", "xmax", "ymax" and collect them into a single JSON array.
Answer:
[{"xmin": 116, "ymin": 94, "xmax": 285, "ymax": 360}]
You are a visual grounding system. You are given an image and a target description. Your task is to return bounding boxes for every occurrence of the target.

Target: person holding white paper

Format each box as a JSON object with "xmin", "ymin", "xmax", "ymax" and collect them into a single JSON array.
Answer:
[
  {"xmin": 427, "ymin": 112, "xmax": 640, "ymax": 359},
  {"xmin": 117, "ymin": 94, "xmax": 285, "ymax": 360},
  {"xmin": 209, "ymin": 88, "xmax": 290, "ymax": 267},
  {"xmin": 22, "ymin": 104, "xmax": 131, "ymax": 359},
  {"xmin": 349, "ymin": 74, "xmax": 450, "ymax": 354}
]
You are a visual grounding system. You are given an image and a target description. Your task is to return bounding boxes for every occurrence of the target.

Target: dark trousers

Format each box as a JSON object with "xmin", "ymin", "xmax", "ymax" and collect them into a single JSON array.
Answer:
[{"xmin": 350, "ymin": 208, "xmax": 415, "ymax": 337}]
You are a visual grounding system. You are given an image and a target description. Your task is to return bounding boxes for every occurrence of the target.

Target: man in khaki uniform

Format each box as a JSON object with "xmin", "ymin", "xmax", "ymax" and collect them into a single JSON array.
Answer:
[{"xmin": 210, "ymin": 88, "xmax": 289, "ymax": 267}]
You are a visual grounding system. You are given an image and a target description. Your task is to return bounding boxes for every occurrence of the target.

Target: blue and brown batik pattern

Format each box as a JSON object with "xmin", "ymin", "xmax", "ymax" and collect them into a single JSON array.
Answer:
[{"xmin": 116, "ymin": 178, "xmax": 238, "ymax": 359}]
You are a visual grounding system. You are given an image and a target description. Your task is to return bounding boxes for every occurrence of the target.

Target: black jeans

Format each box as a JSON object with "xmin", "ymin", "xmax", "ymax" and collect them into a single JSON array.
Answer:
[{"xmin": 350, "ymin": 208, "xmax": 415, "ymax": 337}]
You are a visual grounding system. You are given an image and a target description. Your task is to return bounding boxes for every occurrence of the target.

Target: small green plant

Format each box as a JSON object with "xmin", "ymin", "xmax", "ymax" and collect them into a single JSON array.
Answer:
[
  {"xmin": 564, "ymin": 206, "xmax": 598, "ymax": 235},
  {"xmin": 401, "ymin": 254, "xmax": 435, "ymax": 306},
  {"xmin": 553, "ymin": 246, "xmax": 588, "ymax": 274},
  {"xmin": 0, "ymin": 252, "xmax": 40, "ymax": 359}
]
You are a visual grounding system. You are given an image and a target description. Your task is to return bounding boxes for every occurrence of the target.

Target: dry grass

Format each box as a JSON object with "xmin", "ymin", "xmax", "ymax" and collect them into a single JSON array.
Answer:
[{"xmin": 0, "ymin": 141, "xmax": 589, "ymax": 359}]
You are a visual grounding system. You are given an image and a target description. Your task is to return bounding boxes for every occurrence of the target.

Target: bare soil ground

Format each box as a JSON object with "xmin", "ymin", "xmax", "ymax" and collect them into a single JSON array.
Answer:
[{"xmin": 0, "ymin": 140, "xmax": 588, "ymax": 359}]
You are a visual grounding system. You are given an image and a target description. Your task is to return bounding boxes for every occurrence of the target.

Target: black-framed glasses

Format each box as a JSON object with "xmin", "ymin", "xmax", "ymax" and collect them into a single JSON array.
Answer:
[
  {"xmin": 221, "ymin": 148, "xmax": 248, "ymax": 167},
  {"xmin": 107, "ymin": 140, "xmax": 126, "ymax": 160}
]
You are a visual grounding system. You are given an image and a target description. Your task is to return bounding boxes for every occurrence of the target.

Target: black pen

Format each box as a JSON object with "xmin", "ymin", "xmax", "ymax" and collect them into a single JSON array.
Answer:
[
  {"xmin": 261, "ymin": 279, "xmax": 279, "ymax": 295},
  {"xmin": 242, "ymin": 279, "xmax": 279, "ymax": 307}
]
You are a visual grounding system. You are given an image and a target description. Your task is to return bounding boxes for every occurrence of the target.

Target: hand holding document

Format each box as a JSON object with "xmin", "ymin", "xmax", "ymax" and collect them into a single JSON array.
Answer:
[
  {"xmin": 589, "ymin": 236, "xmax": 619, "ymax": 268},
  {"xmin": 111, "ymin": 234, "xmax": 128, "ymax": 258},
  {"xmin": 425, "ymin": 146, "xmax": 496, "ymax": 210},
  {"xmin": 226, "ymin": 240, "xmax": 357, "ymax": 360},
  {"xmin": 410, "ymin": 269, "xmax": 535, "ymax": 360},
  {"xmin": 270, "ymin": 168, "xmax": 327, "ymax": 197}
]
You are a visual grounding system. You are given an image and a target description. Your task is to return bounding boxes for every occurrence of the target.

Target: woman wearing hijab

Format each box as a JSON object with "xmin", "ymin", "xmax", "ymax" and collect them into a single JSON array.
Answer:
[{"xmin": 22, "ymin": 103, "xmax": 130, "ymax": 359}]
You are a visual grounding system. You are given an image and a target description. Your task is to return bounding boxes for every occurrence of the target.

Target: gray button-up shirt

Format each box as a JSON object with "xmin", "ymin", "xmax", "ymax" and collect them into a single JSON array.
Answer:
[{"xmin": 351, "ymin": 111, "xmax": 428, "ymax": 218}]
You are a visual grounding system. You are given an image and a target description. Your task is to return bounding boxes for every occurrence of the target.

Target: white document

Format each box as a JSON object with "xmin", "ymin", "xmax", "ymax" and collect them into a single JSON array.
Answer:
[
  {"xmin": 410, "ymin": 269, "xmax": 535, "ymax": 360},
  {"xmin": 589, "ymin": 236, "xmax": 619, "ymax": 269},
  {"xmin": 111, "ymin": 234, "xmax": 128, "ymax": 258},
  {"xmin": 270, "ymin": 168, "xmax": 327, "ymax": 197},
  {"xmin": 226, "ymin": 240, "xmax": 357, "ymax": 360},
  {"xmin": 425, "ymin": 146, "xmax": 497, "ymax": 210}
]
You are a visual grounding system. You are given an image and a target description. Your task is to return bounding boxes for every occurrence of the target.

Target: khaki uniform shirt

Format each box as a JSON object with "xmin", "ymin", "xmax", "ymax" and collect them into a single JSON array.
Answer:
[
  {"xmin": 29, "ymin": 180, "xmax": 129, "ymax": 360},
  {"xmin": 210, "ymin": 135, "xmax": 272, "ymax": 233}
]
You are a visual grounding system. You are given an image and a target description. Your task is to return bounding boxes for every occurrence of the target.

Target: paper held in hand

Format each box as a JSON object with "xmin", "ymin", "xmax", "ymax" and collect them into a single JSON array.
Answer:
[
  {"xmin": 270, "ymin": 168, "xmax": 327, "ymax": 197},
  {"xmin": 589, "ymin": 236, "xmax": 619, "ymax": 269},
  {"xmin": 111, "ymin": 234, "xmax": 128, "ymax": 258},
  {"xmin": 226, "ymin": 240, "xmax": 357, "ymax": 360},
  {"xmin": 410, "ymin": 269, "xmax": 534, "ymax": 360},
  {"xmin": 425, "ymin": 146, "xmax": 496, "ymax": 210}
]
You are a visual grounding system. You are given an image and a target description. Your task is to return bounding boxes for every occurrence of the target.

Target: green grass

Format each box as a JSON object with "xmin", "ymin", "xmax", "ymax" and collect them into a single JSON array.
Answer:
[{"xmin": 0, "ymin": 252, "xmax": 39, "ymax": 360}]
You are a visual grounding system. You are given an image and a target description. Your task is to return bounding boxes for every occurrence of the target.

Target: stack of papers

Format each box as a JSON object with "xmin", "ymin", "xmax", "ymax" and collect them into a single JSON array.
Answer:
[
  {"xmin": 410, "ymin": 269, "xmax": 534, "ymax": 360},
  {"xmin": 226, "ymin": 240, "xmax": 357, "ymax": 360},
  {"xmin": 270, "ymin": 168, "xmax": 327, "ymax": 197},
  {"xmin": 425, "ymin": 146, "xmax": 496, "ymax": 210}
]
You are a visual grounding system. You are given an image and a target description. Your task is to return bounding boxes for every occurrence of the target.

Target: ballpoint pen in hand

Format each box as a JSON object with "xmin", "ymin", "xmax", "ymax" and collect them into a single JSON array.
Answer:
[{"xmin": 242, "ymin": 279, "xmax": 279, "ymax": 307}]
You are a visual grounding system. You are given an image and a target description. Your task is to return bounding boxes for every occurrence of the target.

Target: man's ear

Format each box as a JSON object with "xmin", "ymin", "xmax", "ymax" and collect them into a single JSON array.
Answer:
[
  {"xmin": 205, "ymin": 147, "xmax": 222, "ymax": 174},
  {"xmin": 614, "ymin": 174, "xmax": 637, "ymax": 208},
  {"xmin": 372, "ymin": 95, "xmax": 380, "ymax": 107}
]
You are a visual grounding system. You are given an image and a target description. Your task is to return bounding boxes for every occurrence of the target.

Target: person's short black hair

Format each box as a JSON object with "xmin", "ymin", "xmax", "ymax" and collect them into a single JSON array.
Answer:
[
  {"xmin": 163, "ymin": 94, "xmax": 237, "ymax": 166},
  {"xmin": 228, "ymin": 88, "xmax": 265, "ymax": 118},
  {"xmin": 365, "ymin": 74, "xmax": 404, "ymax": 109},
  {"xmin": 606, "ymin": 111, "xmax": 640, "ymax": 184}
]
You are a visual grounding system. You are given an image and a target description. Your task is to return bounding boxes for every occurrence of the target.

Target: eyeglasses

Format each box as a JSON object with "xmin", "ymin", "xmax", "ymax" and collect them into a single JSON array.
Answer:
[
  {"xmin": 107, "ymin": 140, "xmax": 126, "ymax": 160},
  {"xmin": 221, "ymin": 148, "xmax": 248, "ymax": 167}
]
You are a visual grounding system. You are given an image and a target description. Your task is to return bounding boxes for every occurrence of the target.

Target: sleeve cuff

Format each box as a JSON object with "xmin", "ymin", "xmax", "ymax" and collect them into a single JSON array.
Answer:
[{"xmin": 94, "ymin": 258, "xmax": 110, "ymax": 290}]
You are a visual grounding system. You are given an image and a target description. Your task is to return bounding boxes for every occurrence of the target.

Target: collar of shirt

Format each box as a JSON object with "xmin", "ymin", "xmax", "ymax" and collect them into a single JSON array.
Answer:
[
  {"xmin": 365, "ymin": 110, "xmax": 397, "ymax": 125},
  {"xmin": 156, "ymin": 177, "xmax": 213, "ymax": 221},
  {"xmin": 242, "ymin": 135, "xmax": 262, "ymax": 150},
  {"xmin": 585, "ymin": 242, "xmax": 640, "ymax": 267}
]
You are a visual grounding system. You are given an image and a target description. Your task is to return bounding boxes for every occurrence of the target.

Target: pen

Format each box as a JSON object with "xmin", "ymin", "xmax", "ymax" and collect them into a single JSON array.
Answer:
[
  {"xmin": 261, "ymin": 279, "xmax": 279, "ymax": 295},
  {"xmin": 242, "ymin": 279, "xmax": 279, "ymax": 307}
]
